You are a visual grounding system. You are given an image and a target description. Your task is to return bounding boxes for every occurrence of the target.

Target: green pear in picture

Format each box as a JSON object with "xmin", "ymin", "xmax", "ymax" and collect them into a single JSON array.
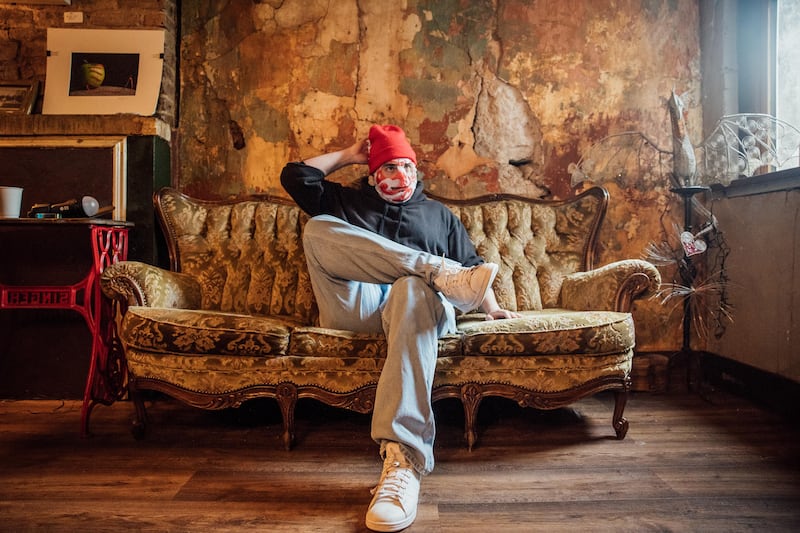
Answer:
[{"xmin": 82, "ymin": 61, "xmax": 105, "ymax": 89}]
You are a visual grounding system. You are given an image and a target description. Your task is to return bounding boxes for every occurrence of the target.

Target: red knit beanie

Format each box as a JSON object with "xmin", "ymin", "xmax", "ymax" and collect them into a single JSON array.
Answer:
[{"xmin": 368, "ymin": 124, "xmax": 417, "ymax": 174}]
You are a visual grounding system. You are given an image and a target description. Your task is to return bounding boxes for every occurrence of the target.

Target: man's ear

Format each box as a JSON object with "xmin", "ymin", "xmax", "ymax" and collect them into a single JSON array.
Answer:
[{"xmin": 367, "ymin": 173, "xmax": 376, "ymax": 186}]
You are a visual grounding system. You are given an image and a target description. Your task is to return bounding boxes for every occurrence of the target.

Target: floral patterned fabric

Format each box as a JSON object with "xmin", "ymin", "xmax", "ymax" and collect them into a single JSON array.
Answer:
[
  {"xmin": 101, "ymin": 187, "xmax": 660, "ymax": 414},
  {"xmin": 288, "ymin": 326, "xmax": 463, "ymax": 359},
  {"xmin": 156, "ymin": 191, "xmax": 318, "ymax": 323},
  {"xmin": 561, "ymin": 259, "xmax": 661, "ymax": 311},
  {"xmin": 124, "ymin": 349, "xmax": 632, "ymax": 396},
  {"xmin": 120, "ymin": 306, "xmax": 302, "ymax": 357},
  {"xmin": 99, "ymin": 260, "xmax": 202, "ymax": 308},
  {"xmin": 125, "ymin": 350, "xmax": 385, "ymax": 395},
  {"xmin": 445, "ymin": 194, "xmax": 604, "ymax": 310},
  {"xmin": 120, "ymin": 306, "xmax": 634, "ymax": 395},
  {"xmin": 433, "ymin": 352, "xmax": 632, "ymax": 393},
  {"xmin": 147, "ymin": 188, "xmax": 608, "ymax": 320},
  {"xmin": 456, "ymin": 309, "xmax": 634, "ymax": 356}
]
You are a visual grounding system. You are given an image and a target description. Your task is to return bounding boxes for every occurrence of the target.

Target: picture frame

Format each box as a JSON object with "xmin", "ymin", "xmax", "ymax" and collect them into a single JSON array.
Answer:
[
  {"xmin": 0, "ymin": 81, "xmax": 39, "ymax": 115},
  {"xmin": 43, "ymin": 28, "xmax": 165, "ymax": 116}
]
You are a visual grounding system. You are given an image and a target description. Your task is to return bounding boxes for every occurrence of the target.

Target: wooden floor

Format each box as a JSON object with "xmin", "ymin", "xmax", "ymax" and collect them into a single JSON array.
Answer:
[{"xmin": 1, "ymin": 389, "xmax": 798, "ymax": 532}]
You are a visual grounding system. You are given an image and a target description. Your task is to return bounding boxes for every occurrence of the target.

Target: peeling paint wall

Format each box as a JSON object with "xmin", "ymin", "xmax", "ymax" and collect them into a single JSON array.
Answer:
[{"xmin": 178, "ymin": 0, "xmax": 702, "ymax": 352}]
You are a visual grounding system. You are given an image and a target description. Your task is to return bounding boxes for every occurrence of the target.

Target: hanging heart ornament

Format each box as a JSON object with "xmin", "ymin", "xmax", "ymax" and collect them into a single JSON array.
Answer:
[{"xmin": 680, "ymin": 231, "xmax": 707, "ymax": 256}]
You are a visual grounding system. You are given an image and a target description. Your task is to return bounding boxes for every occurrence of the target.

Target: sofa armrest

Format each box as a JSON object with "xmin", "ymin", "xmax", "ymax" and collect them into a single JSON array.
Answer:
[
  {"xmin": 560, "ymin": 259, "xmax": 661, "ymax": 313},
  {"xmin": 100, "ymin": 261, "xmax": 202, "ymax": 309}
]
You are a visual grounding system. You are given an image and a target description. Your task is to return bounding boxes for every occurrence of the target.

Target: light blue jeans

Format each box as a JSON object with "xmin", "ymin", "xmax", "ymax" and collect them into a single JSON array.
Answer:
[{"xmin": 302, "ymin": 215, "xmax": 458, "ymax": 475}]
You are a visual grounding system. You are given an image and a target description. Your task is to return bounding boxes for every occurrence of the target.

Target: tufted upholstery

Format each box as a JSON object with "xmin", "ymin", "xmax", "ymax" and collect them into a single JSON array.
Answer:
[
  {"xmin": 100, "ymin": 186, "xmax": 660, "ymax": 449},
  {"xmin": 153, "ymin": 189, "xmax": 608, "ymax": 319},
  {"xmin": 156, "ymin": 192, "xmax": 317, "ymax": 322},
  {"xmin": 441, "ymin": 193, "xmax": 605, "ymax": 310}
]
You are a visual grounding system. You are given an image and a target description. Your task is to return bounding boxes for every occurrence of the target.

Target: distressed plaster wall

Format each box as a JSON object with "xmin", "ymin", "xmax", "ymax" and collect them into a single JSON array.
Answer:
[{"xmin": 179, "ymin": 0, "xmax": 702, "ymax": 352}]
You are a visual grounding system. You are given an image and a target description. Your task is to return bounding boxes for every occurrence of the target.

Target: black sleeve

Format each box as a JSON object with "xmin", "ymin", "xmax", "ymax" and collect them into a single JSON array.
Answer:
[
  {"xmin": 280, "ymin": 161, "xmax": 339, "ymax": 216},
  {"xmin": 445, "ymin": 208, "xmax": 484, "ymax": 268}
]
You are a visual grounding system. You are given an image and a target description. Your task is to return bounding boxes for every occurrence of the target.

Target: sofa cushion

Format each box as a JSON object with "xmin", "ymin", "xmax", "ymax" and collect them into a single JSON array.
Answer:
[
  {"xmin": 456, "ymin": 309, "xmax": 634, "ymax": 357},
  {"xmin": 434, "ymin": 308, "xmax": 634, "ymax": 394},
  {"xmin": 288, "ymin": 326, "xmax": 463, "ymax": 359},
  {"xmin": 120, "ymin": 306, "xmax": 298, "ymax": 357}
]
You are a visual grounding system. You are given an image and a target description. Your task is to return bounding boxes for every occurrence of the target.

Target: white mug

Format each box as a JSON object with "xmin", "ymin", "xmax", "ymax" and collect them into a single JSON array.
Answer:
[{"xmin": 0, "ymin": 186, "xmax": 24, "ymax": 218}]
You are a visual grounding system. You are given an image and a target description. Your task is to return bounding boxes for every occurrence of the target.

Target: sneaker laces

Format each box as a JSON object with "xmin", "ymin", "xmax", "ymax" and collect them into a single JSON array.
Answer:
[
  {"xmin": 370, "ymin": 456, "xmax": 416, "ymax": 512},
  {"xmin": 433, "ymin": 254, "xmax": 463, "ymax": 291}
]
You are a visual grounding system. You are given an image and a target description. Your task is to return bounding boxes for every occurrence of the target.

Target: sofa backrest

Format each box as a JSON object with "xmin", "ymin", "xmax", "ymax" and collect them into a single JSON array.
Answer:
[
  {"xmin": 156, "ymin": 187, "xmax": 317, "ymax": 323},
  {"xmin": 155, "ymin": 186, "xmax": 607, "ymax": 321},
  {"xmin": 438, "ymin": 187, "xmax": 607, "ymax": 310}
]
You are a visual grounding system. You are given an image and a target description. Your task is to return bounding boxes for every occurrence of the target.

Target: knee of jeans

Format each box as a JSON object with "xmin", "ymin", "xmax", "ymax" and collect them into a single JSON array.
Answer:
[
  {"xmin": 302, "ymin": 215, "xmax": 332, "ymax": 246},
  {"xmin": 383, "ymin": 277, "xmax": 455, "ymax": 337},
  {"xmin": 392, "ymin": 275, "xmax": 427, "ymax": 292},
  {"xmin": 388, "ymin": 276, "xmax": 439, "ymax": 307}
]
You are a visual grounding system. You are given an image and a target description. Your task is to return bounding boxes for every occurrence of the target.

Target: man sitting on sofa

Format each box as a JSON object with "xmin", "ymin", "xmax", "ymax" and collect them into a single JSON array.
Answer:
[{"xmin": 280, "ymin": 124, "xmax": 518, "ymax": 532}]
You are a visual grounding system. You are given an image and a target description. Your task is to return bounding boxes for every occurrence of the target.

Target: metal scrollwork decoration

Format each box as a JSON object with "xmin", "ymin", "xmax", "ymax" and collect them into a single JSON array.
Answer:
[{"xmin": 568, "ymin": 91, "xmax": 800, "ymax": 345}]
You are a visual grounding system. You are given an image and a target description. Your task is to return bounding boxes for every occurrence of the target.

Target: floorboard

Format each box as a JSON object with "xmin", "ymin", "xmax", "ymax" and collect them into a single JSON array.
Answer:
[{"xmin": 0, "ymin": 390, "xmax": 798, "ymax": 532}]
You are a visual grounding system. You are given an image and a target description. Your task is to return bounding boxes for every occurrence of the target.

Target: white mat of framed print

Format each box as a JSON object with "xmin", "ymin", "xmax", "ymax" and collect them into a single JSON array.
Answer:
[{"xmin": 43, "ymin": 28, "xmax": 164, "ymax": 115}]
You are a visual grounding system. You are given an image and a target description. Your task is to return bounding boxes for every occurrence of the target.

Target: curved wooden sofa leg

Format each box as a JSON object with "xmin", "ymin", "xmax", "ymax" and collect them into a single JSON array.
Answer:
[
  {"xmin": 277, "ymin": 383, "xmax": 299, "ymax": 451},
  {"xmin": 129, "ymin": 382, "xmax": 149, "ymax": 440},
  {"xmin": 612, "ymin": 390, "xmax": 629, "ymax": 440},
  {"xmin": 461, "ymin": 384, "xmax": 483, "ymax": 451}
]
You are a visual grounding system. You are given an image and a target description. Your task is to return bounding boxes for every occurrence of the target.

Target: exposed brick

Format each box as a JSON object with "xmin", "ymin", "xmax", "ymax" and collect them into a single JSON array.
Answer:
[
  {"xmin": 0, "ymin": 40, "xmax": 19, "ymax": 62},
  {"xmin": 143, "ymin": 13, "xmax": 168, "ymax": 27},
  {"xmin": 87, "ymin": 10, "xmax": 146, "ymax": 27},
  {"xmin": 0, "ymin": 62, "xmax": 20, "ymax": 80},
  {"xmin": 0, "ymin": 8, "xmax": 34, "ymax": 27},
  {"xmin": 82, "ymin": 0, "xmax": 122, "ymax": 10},
  {"xmin": 32, "ymin": 10, "xmax": 62, "ymax": 28},
  {"xmin": 1, "ymin": 0, "xmax": 177, "ymax": 125}
]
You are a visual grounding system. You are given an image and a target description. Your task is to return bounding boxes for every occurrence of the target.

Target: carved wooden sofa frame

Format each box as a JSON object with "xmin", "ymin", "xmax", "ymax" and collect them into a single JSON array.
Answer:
[{"xmin": 100, "ymin": 186, "xmax": 660, "ymax": 450}]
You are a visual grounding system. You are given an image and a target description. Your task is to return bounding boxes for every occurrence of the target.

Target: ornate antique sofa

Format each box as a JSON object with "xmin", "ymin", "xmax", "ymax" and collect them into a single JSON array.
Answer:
[{"xmin": 100, "ymin": 186, "xmax": 660, "ymax": 449}]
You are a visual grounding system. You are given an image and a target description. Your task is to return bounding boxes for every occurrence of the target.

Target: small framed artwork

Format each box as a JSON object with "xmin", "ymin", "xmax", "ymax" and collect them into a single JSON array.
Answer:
[
  {"xmin": 43, "ymin": 28, "xmax": 165, "ymax": 116},
  {"xmin": 0, "ymin": 81, "xmax": 39, "ymax": 114}
]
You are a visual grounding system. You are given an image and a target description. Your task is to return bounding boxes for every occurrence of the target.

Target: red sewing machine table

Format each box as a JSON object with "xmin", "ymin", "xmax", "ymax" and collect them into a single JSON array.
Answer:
[{"xmin": 0, "ymin": 218, "xmax": 133, "ymax": 436}]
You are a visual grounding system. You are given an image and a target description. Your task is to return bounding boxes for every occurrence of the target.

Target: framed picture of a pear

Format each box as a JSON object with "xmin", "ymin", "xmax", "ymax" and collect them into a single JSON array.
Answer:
[
  {"xmin": 69, "ymin": 52, "xmax": 139, "ymax": 95},
  {"xmin": 43, "ymin": 28, "xmax": 164, "ymax": 115}
]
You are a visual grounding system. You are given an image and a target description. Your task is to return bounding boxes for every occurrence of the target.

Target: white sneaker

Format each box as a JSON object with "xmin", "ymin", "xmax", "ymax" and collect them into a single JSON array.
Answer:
[
  {"xmin": 432, "ymin": 261, "xmax": 499, "ymax": 313},
  {"xmin": 366, "ymin": 442, "xmax": 420, "ymax": 532}
]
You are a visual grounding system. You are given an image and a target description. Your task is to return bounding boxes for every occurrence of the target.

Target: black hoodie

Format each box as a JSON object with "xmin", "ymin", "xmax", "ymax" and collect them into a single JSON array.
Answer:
[{"xmin": 280, "ymin": 161, "xmax": 483, "ymax": 267}]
